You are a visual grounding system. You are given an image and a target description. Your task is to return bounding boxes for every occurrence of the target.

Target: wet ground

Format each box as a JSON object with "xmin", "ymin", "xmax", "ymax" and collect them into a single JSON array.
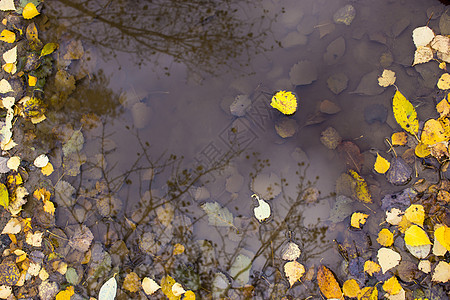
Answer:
[{"xmin": 35, "ymin": 0, "xmax": 450, "ymax": 298}]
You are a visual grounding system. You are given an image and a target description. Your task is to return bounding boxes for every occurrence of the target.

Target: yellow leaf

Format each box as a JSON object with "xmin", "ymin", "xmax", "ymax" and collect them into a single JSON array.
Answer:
[
  {"xmin": 161, "ymin": 276, "xmax": 181, "ymax": 300},
  {"xmin": 435, "ymin": 225, "xmax": 450, "ymax": 251},
  {"xmin": 317, "ymin": 265, "xmax": 343, "ymax": 299},
  {"xmin": 41, "ymin": 162, "xmax": 53, "ymax": 176},
  {"xmin": 56, "ymin": 286, "xmax": 74, "ymax": 300},
  {"xmin": 391, "ymin": 132, "xmax": 408, "ymax": 146},
  {"xmin": 351, "ymin": 212, "xmax": 369, "ymax": 228},
  {"xmin": 421, "ymin": 119, "xmax": 447, "ymax": 145},
  {"xmin": 364, "ymin": 260, "xmax": 381, "ymax": 276},
  {"xmin": 357, "ymin": 286, "xmax": 378, "ymax": 300},
  {"xmin": 343, "ymin": 279, "xmax": 361, "ymax": 298},
  {"xmin": 404, "ymin": 204, "xmax": 425, "ymax": 226},
  {"xmin": 173, "ymin": 243, "xmax": 185, "ymax": 255},
  {"xmin": 437, "ymin": 73, "xmax": 450, "ymax": 90},
  {"xmin": 374, "ymin": 153, "xmax": 390, "ymax": 174},
  {"xmin": 31, "ymin": 114, "xmax": 46, "ymax": 124},
  {"xmin": 22, "ymin": 3, "xmax": 40, "ymax": 19},
  {"xmin": 440, "ymin": 61, "xmax": 447, "ymax": 70},
  {"xmin": 142, "ymin": 277, "xmax": 161, "ymax": 295},
  {"xmin": 404, "ymin": 225, "xmax": 431, "ymax": 246},
  {"xmin": 415, "ymin": 142, "xmax": 431, "ymax": 158},
  {"xmin": 43, "ymin": 200, "xmax": 55, "ymax": 215},
  {"xmin": 123, "ymin": 272, "xmax": 140, "ymax": 293},
  {"xmin": 270, "ymin": 90, "xmax": 298, "ymax": 115},
  {"xmin": 436, "ymin": 98, "xmax": 450, "ymax": 117},
  {"xmin": 284, "ymin": 261, "xmax": 305, "ymax": 287},
  {"xmin": 0, "ymin": 182, "xmax": 9, "ymax": 208},
  {"xmin": 392, "ymin": 90, "xmax": 419, "ymax": 135},
  {"xmin": 40, "ymin": 43, "xmax": 58, "ymax": 57},
  {"xmin": 0, "ymin": 29, "xmax": 15, "ymax": 43},
  {"xmin": 183, "ymin": 290, "xmax": 196, "ymax": 300},
  {"xmin": 383, "ymin": 276, "xmax": 402, "ymax": 295},
  {"xmin": 2, "ymin": 63, "xmax": 15, "ymax": 74},
  {"xmin": 377, "ymin": 228, "xmax": 394, "ymax": 247},
  {"xmin": 28, "ymin": 75, "xmax": 37, "ymax": 87},
  {"xmin": 33, "ymin": 188, "xmax": 50, "ymax": 202},
  {"xmin": 349, "ymin": 169, "xmax": 372, "ymax": 203},
  {"xmin": 26, "ymin": 22, "xmax": 38, "ymax": 41}
]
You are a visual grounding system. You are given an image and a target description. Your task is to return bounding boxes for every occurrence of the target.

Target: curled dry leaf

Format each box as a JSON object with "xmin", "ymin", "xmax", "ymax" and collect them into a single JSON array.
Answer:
[
  {"xmin": 142, "ymin": 277, "xmax": 160, "ymax": 295},
  {"xmin": 284, "ymin": 261, "xmax": 305, "ymax": 287}
]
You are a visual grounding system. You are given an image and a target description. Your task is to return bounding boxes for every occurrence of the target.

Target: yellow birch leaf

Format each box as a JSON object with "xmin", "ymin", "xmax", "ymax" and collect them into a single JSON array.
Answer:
[
  {"xmin": 142, "ymin": 277, "xmax": 160, "ymax": 295},
  {"xmin": 382, "ymin": 276, "xmax": 402, "ymax": 295},
  {"xmin": 349, "ymin": 169, "xmax": 372, "ymax": 203},
  {"xmin": 0, "ymin": 29, "xmax": 14, "ymax": 43},
  {"xmin": 404, "ymin": 225, "xmax": 432, "ymax": 246},
  {"xmin": 413, "ymin": 46, "xmax": 433, "ymax": 65},
  {"xmin": 317, "ymin": 265, "xmax": 343, "ymax": 299},
  {"xmin": 161, "ymin": 276, "xmax": 181, "ymax": 300},
  {"xmin": 270, "ymin": 90, "xmax": 298, "ymax": 115},
  {"xmin": 284, "ymin": 261, "xmax": 305, "ymax": 287},
  {"xmin": 183, "ymin": 290, "xmax": 196, "ymax": 300},
  {"xmin": 377, "ymin": 248, "xmax": 401, "ymax": 274},
  {"xmin": 436, "ymin": 98, "xmax": 450, "ymax": 117},
  {"xmin": 33, "ymin": 187, "xmax": 50, "ymax": 202},
  {"xmin": 43, "ymin": 200, "xmax": 55, "ymax": 215},
  {"xmin": 357, "ymin": 286, "xmax": 378, "ymax": 300},
  {"xmin": 55, "ymin": 286, "xmax": 74, "ymax": 300},
  {"xmin": 28, "ymin": 75, "xmax": 37, "ymax": 87},
  {"xmin": 397, "ymin": 215, "xmax": 412, "ymax": 233},
  {"xmin": 404, "ymin": 204, "xmax": 425, "ymax": 226},
  {"xmin": 421, "ymin": 119, "xmax": 447, "ymax": 145},
  {"xmin": 0, "ymin": 182, "xmax": 9, "ymax": 208},
  {"xmin": 391, "ymin": 132, "xmax": 408, "ymax": 146},
  {"xmin": 432, "ymin": 261, "xmax": 450, "ymax": 283},
  {"xmin": 173, "ymin": 243, "xmax": 185, "ymax": 255},
  {"xmin": 439, "ymin": 61, "xmax": 447, "ymax": 70},
  {"xmin": 41, "ymin": 162, "xmax": 53, "ymax": 176},
  {"xmin": 351, "ymin": 212, "xmax": 369, "ymax": 228},
  {"xmin": 435, "ymin": 224, "xmax": 450, "ymax": 251},
  {"xmin": 123, "ymin": 272, "xmax": 140, "ymax": 293},
  {"xmin": 392, "ymin": 90, "xmax": 419, "ymax": 135},
  {"xmin": 364, "ymin": 260, "xmax": 381, "ymax": 276},
  {"xmin": 415, "ymin": 142, "xmax": 431, "ymax": 158},
  {"xmin": 343, "ymin": 279, "xmax": 361, "ymax": 298},
  {"xmin": 437, "ymin": 73, "xmax": 450, "ymax": 90},
  {"xmin": 374, "ymin": 153, "xmax": 390, "ymax": 174},
  {"xmin": 22, "ymin": 3, "xmax": 39, "ymax": 19},
  {"xmin": 377, "ymin": 228, "xmax": 394, "ymax": 247},
  {"xmin": 2, "ymin": 63, "xmax": 15, "ymax": 74},
  {"xmin": 40, "ymin": 43, "xmax": 58, "ymax": 57}
]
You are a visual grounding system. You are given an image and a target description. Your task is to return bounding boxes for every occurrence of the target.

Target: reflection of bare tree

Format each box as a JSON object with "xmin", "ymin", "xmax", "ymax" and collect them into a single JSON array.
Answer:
[{"xmin": 45, "ymin": 0, "xmax": 277, "ymax": 74}]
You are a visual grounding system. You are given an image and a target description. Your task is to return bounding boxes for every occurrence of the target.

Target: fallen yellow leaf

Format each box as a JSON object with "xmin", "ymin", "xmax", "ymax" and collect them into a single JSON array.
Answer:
[
  {"xmin": 343, "ymin": 279, "xmax": 361, "ymax": 298},
  {"xmin": 404, "ymin": 204, "xmax": 425, "ymax": 226},
  {"xmin": 55, "ymin": 286, "xmax": 74, "ymax": 300},
  {"xmin": 415, "ymin": 142, "xmax": 431, "ymax": 158},
  {"xmin": 435, "ymin": 224, "xmax": 450, "ymax": 251},
  {"xmin": 284, "ymin": 261, "xmax": 305, "ymax": 287},
  {"xmin": 317, "ymin": 265, "xmax": 343, "ymax": 299},
  {"xmin": 349, "ymin": 169, "xmax": 372, "ymax": 203},
  {"xmin": 404, "ymin": 225, "xmax": 431, "ymax": 246},
  {"xmin": 382, "ymin": 276, "xmax": 402, "ymax": 295},
  {"xmin": 357, "ymin": 286, "xmax": 378, "ymax": 300},
  {"xmin": 377, "ymin": 228, "xmax": 394, "ymax": 247},
  {"xmin": 436, "ymin": 98, "xmax": 450, "ymax": 117},
  {"xmin": 437, "ymin": 73, "xmax": 450, "ymax": 90},
  {"xmin": 270, "ymin": 90, "xmax": 298, "ymax": 115},
  {"xmin": 421, "ymin": 119, "xmax": 447, "ymax": 145},
  {"xmin": 22, "ymin": 3, "xmax": 40, "ymax": 19},
  {"xmin": 351, "ymin": 212, "xmax": 369, "ymax": 228},
  {"xmin": 0, "ymin": 29, "xmax": 15, "ymax": 43},
  {"xmin": 364, "ymin": 260, "xmax": 381, "ymax": 276},
  {"xmin": 392, "ymin": 90, "xmax": 419, "ymax": 135},
  {"xmin": 391, "ymin": 132, "xmax": 407, "ymax": 146},
  {"xmin": 374, "ymin": 153, "xmax": 390, "ymax": 174}
]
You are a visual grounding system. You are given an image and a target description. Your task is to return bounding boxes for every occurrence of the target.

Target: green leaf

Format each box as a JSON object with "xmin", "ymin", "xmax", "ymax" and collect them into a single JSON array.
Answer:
[
  {"xmin": 0, "ymin": 183, "xmax": 9, "ymax": 208},
  {"xmin": 392, "ymin": 90, "xmax": 419, "ymax": 135},
  {"xmin": 40, "ymin": 42, "xmax": 58, "ymax": 57}
]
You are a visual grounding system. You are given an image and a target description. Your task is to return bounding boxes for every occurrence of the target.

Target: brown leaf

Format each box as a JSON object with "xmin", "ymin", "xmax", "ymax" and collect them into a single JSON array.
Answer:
[
  {"xmin": 317, "ymin": 265, "xmax": 343, "ymax": 299},
  {"xmin": 337, "ymin": 141, "xmax": 364, "ymax": 172}
]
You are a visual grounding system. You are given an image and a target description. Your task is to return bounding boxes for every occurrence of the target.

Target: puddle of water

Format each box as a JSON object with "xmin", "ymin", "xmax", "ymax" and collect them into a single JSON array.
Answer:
[{"xmin": 40, "ymin": 0, "xmax": 448, "ymax": 298}]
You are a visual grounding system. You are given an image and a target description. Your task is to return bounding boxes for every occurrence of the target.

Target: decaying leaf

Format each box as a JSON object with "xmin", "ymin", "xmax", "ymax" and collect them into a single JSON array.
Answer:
[
  {"xmin": 349, "ymin": 170, "xmax": 372, "ymax": 203},
  {"xmin": 391, "ymin": 132, "xmax": 408, "ymax": 146},
  {"xmin": 98, "ymin": 275, "xmax": 117, "ymax": 300},
  {"xmin": 317, "ymin": 265, "xmax": 343, "ymax": 299},
  {"xmin": 123, "ymin": 272, "xmax": 140, "ymax": 293},
  {"xmin": 357, "ymin": 286, "xmax": 378, "ymax": 300},
  {"xmin": 25, "ymin": 231, "xmax": 43, "ymax": 247},
  {"xmin": 377, "ymin": 228, "xmax": 394, "ymax": 247},
  {"xmin": 415, "ymin": 142, "xmax": 431, "ymax": 158},
  {"xmin": 350, "ymin": 212, "xmax": 369, "ymax": 229},
  {"xmin": 436, "ymin": 98, "xmax": 450, "ymax": 117},
  {"xmin": 364, "ymin": 260, "xmax": 381, "ymax": 276},
  {"xmin": 437, "ymin": 73, "xmax": 450, "ymax": 90},
  {"xmin": 40, "ymin": 43, "xmax": 58, "ymax": 57},
  {"xmin": 421, "ymin": 119, "xmax": 447, "ymax": 145},
  {"xmin": 284, "ymin": 261, "xmax": 305, "ymax": 287},
  {"xmin": 413, "ymin": 46, "xmax": 433, "ymax": 65},
  {"xmin": 377, "ymin": 247, "xmax": 401, "ymax": 273},
  {"xmin": 229, "ymin": 254, "xmax": 252, "ymax": 286},
  {"xmin": 404, "ymin": 204, "xmax": 425, "ymax": 226},
  {"xmin": 161, "ymin": 276, "xmax": 180, "ymax": 300},
  {"xmin": 392, "ymin": 90, "xmax": 419, "ymax": 135},
  {"xmin": 201, "ymin": 201, "xmax": 235, "ymax": 228},
  {"xmin": 378, "ymin": 69, "xmax": 396, "ymax": 87},
  {"xmin": 281, "ymin": 242, "xmax": 301, "ymax": 261},
  {"xmin": 374, "ymin": 153, "xmax": 390, "ymax": 174},
  {"xmin": 270, "ymin": 90, "xmax": 298, "ymax": 115}
]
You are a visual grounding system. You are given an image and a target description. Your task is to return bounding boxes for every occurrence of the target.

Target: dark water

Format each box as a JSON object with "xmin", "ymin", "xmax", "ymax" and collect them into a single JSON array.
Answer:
[{"xmin": 42, "ymin": 0, "xmax": 448, "ymax": 298}]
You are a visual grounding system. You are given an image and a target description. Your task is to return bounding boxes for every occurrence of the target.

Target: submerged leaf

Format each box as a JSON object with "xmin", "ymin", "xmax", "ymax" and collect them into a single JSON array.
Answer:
[
  {"xmin": 201, "ymin": 201, "xmax": 235, "ymax": 228},
  {"xmin": 229, "ymin": 254, "xmax": 252, "ymax": 286},
  {"xmin": 392, "ymin": 90, "xmax": 419, "ymax": 135},
  {"xmin": 348, "ymin": 169, "xmax": 372, "ymax": 203},
  {"xmin": 40, "ymin": 43, "xmax": 58, "ymax": 57}
]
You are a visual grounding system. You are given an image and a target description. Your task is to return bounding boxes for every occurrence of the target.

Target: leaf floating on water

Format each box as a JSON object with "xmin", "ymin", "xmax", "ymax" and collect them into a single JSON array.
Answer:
[
  {"xmin": 435, "ymin": 224, "xmax": 450, "ymax": 252},
  {"xmin": 432, "ymin": 261, "xmax": 450, "ymax": 283},
  {"xmin": 317, "ymin": 265, "xmax": 343, "ymax": 299},
  {"xmin": 0, "ymin": 0, "xmax": 15, "ymax": 11},
  {"xmin": 0, "ymin": 183, "xmax": 9, "ymax": 209},
  {"xmin": 378, "ymin": 69, "xmax": 396, "ymax": 87},
  {"xmin": 342, "ymin": 279, "xmax": 361, "ymax": 298},
  {"xmin": 437, "ymin": 73, "xmax": 450, "ymax": 90},
  {"xmin": 364, "ymin": 260, "xmax": 381, "ymax": 276},
  {"xmin": 377, "ymin": 228, "xmax": 394, "ymax": 247},
  {"xmin": 421, "ymin": 119, "xmax": 447, "ymax": 145},
  {"xmin": 142, "ymin": 277, "xmax": 161, "ymax": 295},
  {"xmin": 392, "ymin": 90, "xmax": 419, "ymax": 135},
  {"xmin": 415, "ymin": 142, "xmax": 431, "ymax": 158},
  {"xmin": 413, "ymin": 46, "xmax": 434, "ymax": 65},
  {"xmin": 98, "ymin": 275, "xmax": 117, "ymax": 300},
  {"xmin": 252, "ymin": 194, "xmax": 271, "ymax": 223},
  {"xmin": 374, "ymin": 153, "xmax": 390, "ymax": 174},
  {"xmin": 2, "ymin": 45, "xmax": 16, "ymax": 64},
  {"xmin": 391, "ymin": 132, "xmax": 408, "ymax": 146},
  {"xmin": 404, "ymin": 225, "xmax": 431, "ymax": 246},
  {"xmin": 55, "ymin": 286, "xmax": 74, "ymax": 300},
  {"xmin": 404, "ymin": 204, "xmax": 425, "ymax": 226},
  {"xmin": 348, "ymin": 169, "xmax": 372, "ymax": 203},
  {"xmin": 412, "ymin": 26, "xmax": 435, "ymax": 48},
  {"xmin": 281, "ymin": 242, "xmax": 301, "ymax": 261},
  {"xmin": 350, "ymin": 212, "xmax": 369, "ymax": 229},
  {"xmin": 201, "ymin": 201, "xmax": 235, "ymax": 228},
  {"xmin": 0, "ymin": 29, "xmax": 15, "ymax": 43},
  {"xmin": 284, "ymin": 261, "xmax": 305, "ymax": 287},
  {"xmin": 383, "ymin": 276, "xmax": 402, "ymax": 296},
  {"xmin": 377, "ymin": 247, "xmax": 401, "ymax": 274},
  {"xmin": 270, "ymin": 90, "xmax": 298, "ymax": 115},
  {"xmin": 23, "ymin": 2, "xmax": 40, "ymax": 19}
]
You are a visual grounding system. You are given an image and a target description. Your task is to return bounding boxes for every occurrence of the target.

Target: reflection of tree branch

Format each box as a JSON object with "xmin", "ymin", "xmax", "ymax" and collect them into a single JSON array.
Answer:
[{"xmin": 45, "ymin": 0, "xmax": 277, "ymax": 74}]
